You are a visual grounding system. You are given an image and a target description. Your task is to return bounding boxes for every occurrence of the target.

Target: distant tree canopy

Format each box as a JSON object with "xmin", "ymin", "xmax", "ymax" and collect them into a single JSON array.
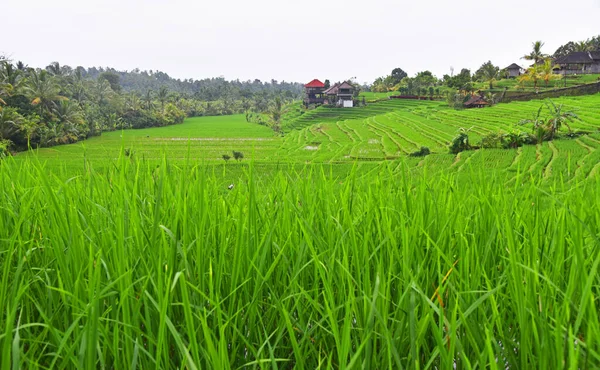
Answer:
[
  {"xmin": 443, "ymin": 68, "xmax": 472, "ymax": 89},
  {"xmin": 553, "ymin": 35, "xmax": 600, "ymax": 58},
  {"xmin": 371, "ymin": 67, "xmax": 409, "ymax": 92},
  {"xmin": 0, "ymin": 58, "xmax": 303, "ymax": 154},
  {"xmin": 474, "ymin": 61, "xmax": 501, "ymax": 89},
  {"xmin": 99, "ymin": 71, "xmax": 122, "ymax": 92},
  {"xmin": 390, "ymin": 68, "xmax": 408, "ymax": 85}
]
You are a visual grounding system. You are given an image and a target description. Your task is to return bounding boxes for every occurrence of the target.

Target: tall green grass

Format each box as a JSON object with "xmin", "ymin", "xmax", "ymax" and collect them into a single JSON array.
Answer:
[{"xmin": 1, "ymin": 153, "xmax": 599, "ymax": 369}]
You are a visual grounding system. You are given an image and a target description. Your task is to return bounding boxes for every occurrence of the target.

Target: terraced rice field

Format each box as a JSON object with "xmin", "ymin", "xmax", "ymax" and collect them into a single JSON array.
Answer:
[{"xmin": 4, "ymin": 93, "xmax": 600, "ymax": 369}]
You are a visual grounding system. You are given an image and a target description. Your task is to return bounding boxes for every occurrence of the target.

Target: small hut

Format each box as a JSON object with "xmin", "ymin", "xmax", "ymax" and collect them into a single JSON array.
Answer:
[
  {"xmin": 464, "ymin": 94, "xmax": 489, "ymax": 109},
  {"xmin": 505, "ymin": 63, "xmax": 524, "ymax": 78}
]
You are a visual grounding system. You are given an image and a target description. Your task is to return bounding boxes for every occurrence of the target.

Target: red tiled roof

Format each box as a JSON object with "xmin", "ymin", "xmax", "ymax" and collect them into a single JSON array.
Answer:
[{"xmin": 305, "ymin": 79, "xmax": 325, "ymax": 88}]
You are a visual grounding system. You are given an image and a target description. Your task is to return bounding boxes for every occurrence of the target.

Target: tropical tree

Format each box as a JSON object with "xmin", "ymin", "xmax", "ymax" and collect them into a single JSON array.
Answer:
[
  {"xmin": 25, "ymin": 70, "xmax": 65, "ymax": 117},
  {"xmin": 157, "ymin": 86, "xmax": 169, "ymax": 111},
  {"xmin": 573, "ymin": 39, "xmax": 595, "ymax": 52},
  {"xmin": 0, "ymin": 82, "xmax": 11, "ymax": 108},
  {"xmin": 522, "ymin": 41, "xmax": 548, "ymax": 65},
  {"xmin": 518, "ymin": 99, "xmax": 579, "ymax": 140},
  {"xmin": 0, "ymin": 62, "xmax": 25, "ymax": 93},
  {"xmin": 126, "ymin": 94, "xmax": 143, "ymax": 112},
  {"xmin": 93, "ymin": 78, "xmax": 114, "ymax": 106},
  {"xmin": 518, "ymin": 65, "xmax": 542, "ymax": 90},
  {"xmin": 0, "ymin": 107, "xmax": 23, "ymax": 141},
  {"xmin": 544, "ymin": 99, "xmax": 579, "ymax": 139},
  {"xmin": 267, "ymin": 97, "xmax": 287, "ymax": 134},
  {"xmin": 480, "ymin": 62, "xmax": 500, "ymax": 89},
  {"xmin": 518, "ymin": 105, "xmax": 547, "ymax": 142},
  {"xmin": 54, "ymin": 100, "xmax": 84, "ymax": 128},
  {"xmin": 142, "ymin": 90, "xmax": 154, "ymax": 110},
  {"xmin": 538, "ymin": 59, "xmax": 561, "ymax": 88}
]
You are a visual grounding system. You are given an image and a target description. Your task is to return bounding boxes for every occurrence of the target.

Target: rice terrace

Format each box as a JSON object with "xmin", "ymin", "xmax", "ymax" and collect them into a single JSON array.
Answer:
[{"xmin": 2, "ymin": 9, "xmax": 600, "ymax": 369}]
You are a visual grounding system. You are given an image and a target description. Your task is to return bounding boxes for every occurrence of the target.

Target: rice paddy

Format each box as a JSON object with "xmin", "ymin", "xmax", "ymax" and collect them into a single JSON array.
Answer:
[{"xmin": 3, "ymin": 93, "xmax": 600, "ymax": 368}]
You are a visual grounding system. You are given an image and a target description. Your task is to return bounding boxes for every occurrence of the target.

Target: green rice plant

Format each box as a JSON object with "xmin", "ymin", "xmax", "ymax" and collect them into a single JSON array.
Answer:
[{"xmin": 1, "ymin": 152, "xmax": 599, "ymax": 368}]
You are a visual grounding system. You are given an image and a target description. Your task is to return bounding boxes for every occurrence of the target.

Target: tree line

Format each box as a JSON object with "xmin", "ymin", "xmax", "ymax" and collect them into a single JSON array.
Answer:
[
  {"xmin": 0, "ymin": 58, "xmax": 302, "ymax": 154},
  {"xmin": 369, "ymin": 34, "xmax": 600, "ymax": 109}
]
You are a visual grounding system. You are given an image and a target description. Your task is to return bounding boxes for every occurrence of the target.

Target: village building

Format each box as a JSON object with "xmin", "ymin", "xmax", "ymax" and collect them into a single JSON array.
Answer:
[
  {"xmin": 505, "ymin": 63, "xmax": 524, "ymax": 78},
  {"xmin": 463, "ymin": 94, "xmax": 489, "ymax": 109},
  {"xmin": 553, "ymin": 51, "xmax": 600, "ymax": 75},
  {"xmin": 303, "ymin": 79, "xmax": 326, "ymax": 106},
  {"xmin": 306, "ymin": 79, "xmax": 356, "ymax": 107}
]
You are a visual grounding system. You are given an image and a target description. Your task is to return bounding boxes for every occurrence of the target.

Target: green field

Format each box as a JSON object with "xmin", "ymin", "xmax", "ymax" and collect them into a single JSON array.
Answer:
[
  {"xmin": 21, "ymin": 94, "xmax": 600, "ymax": 184},
  {"xmin": 3, "ymin": 94, "xmax": 600, "ymax": 368}
]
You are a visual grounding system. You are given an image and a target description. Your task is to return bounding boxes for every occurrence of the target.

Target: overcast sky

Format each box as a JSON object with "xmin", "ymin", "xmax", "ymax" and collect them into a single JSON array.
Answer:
[{"xmin": 3, "ymin": 0, "xmax": 600, "ymax": 84}]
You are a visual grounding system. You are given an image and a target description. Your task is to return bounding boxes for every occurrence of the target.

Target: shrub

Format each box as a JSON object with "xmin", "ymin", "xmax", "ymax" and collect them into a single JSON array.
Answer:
[
  {"xmin": 480, "ymin": 133, "xmax": 502, "ymax": 149},
  {"xmin": 449, "ymin": 132, "xmax": 471, "ymax": 154},
  {"xmin": 233, "ymin": 151, "xmax": 244, "ymax": 161},
  {"xmin": 222, "ymin": 154, "xmax": 231, "ymax": 162},
  {"xmin": 0, "ymin": 139, "xmax": 12, "ymax": 157},
  {"xmin": 409, "ymin": 146, "xmax": 431, "ymax": 157},
  {"xmin": 160, "ymin": 103, "xmax": 186, "ymax": 126},
  {"xmin": 501, "ymin": 131, "xmax": 536, "ymax": 149}
]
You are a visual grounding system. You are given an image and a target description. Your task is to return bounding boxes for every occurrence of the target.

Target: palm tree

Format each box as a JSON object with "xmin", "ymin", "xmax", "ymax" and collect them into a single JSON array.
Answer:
[
  {"xmin": 573, "ymin": 39, "xmax": 595, "ymax": 52},
  {"xmin": 481, "ymin": 63, "xmax": 500, "ymax": 89},
  {"xmin": 157, "ymin": 86, "xmax": 169, "ymax": 111},
  {"xmin": 538, "ymin": 59, "xmax": 561, "ymax": 88},
  {"xmin": 25, "ymin": 69, "xmax": 65, "ymax": 117},
  {"xmin": 93, "ymin": 79, "xmax": 113, "ymax": 106},
  {"xmin": 126, "ymin": 94, "xmax": 142, "ymax": 112},
  {"xmin": 0, "ymin": 62, "xmax": 25, "ymax": 93},
  {"xmin": 0, "ymin": 107, "xmax": 22, "ymax": 140},
  {"xmin": 522, "ymin": 41, "xmax": 548, "ymax": 65},
  {"xmin": 0, "ymin": 82, "xmax": 12, "ymax": 108},
  {"xmin": 142, "ymin": 90, "xmax": 154, "ymax": 110}
]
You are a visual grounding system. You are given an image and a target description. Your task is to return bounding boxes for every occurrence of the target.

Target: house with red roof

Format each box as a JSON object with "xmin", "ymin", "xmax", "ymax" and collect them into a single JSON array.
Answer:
[
  {"xmin": 303, "ymin": 79, "xmax": 326, "ymax": 106},
  {"xmin": 305, "ymin": 79, "xmax": 356, "ymax": 107}
]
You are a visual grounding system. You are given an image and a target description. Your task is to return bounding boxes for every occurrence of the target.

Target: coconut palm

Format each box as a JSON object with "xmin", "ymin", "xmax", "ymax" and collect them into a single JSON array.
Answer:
[
  {"xmin": 157, "ymin": 86, "xmax": 169, "ymax": 111},
  {"xmin": 0, "ymin": 82, "xmax": 11, "ymax": 108},
  {"xmin": 573, "ymin": 39, "xmax": 595, "ymax": 52},
  {"xmin": 0, "ymin": 107, "xmax": 23, "ymax": 140},
  {"xmin": 25, "ymin": 69, "xmax": 66, "ymax": 117},
  {"xmin": 481, "ymin": 63, "xmax": 500, "ymax": 89},
  {"xmin": 93, "ymin": 78, "xmax": 114, "ymax": 106},
  {"xmin": 0, "ymin": 62, "xmax": 25, "ymax": 93},
  {"xmin": 142, "ymin": 90, "xmax": 154, "ymax": 110},
  {"xmin": 126, "ymin": 94, "xmax": 142, "ymax": 112},
  {"xmin": 54, "ymin": 100, "xmax": 84, "ymax": 127},
  {"xmin": 522, "ymin": 41, "xmax": 548, "ymax": 65}
]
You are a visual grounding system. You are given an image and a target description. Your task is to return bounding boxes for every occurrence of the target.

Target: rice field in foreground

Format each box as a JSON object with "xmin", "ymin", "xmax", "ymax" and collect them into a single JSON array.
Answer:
[
  {"xmin": 3, "ymin": 95, "xmax": 600, "ymax": 368},
  {"xmin": 1, "ymin": 156, "xmax": 599, "ymax": 368}
]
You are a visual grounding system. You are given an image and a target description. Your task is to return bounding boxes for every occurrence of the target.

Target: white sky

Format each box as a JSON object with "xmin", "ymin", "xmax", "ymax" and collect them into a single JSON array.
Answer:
[{"xmin": 3, "ymin": 0, "xmax": 600, "ymax": 84}]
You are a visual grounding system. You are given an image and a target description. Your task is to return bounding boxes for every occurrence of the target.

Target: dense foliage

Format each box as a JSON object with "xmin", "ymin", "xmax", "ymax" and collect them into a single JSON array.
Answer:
[
  {"xmin": 553, "ymin": 35, "xmax": 600, "ymax": 58},
  {"xmin": 0, "ymin": 58, "xmax": 302, "ymax": 153}
]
